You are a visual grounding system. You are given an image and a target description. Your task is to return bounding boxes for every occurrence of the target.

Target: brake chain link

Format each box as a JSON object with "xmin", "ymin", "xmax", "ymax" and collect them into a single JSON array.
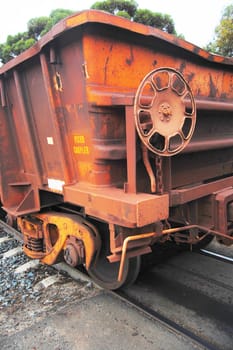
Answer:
[{"xmin": 155, "ymin": 156, "xmax": 164, "ymax": 195}]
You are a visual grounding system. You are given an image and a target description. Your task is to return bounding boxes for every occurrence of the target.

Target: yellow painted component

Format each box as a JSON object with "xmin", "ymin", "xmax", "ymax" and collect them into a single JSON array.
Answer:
[{"xmin": 36, "ymin": 212, "xmax": 100, "ymax": 268}]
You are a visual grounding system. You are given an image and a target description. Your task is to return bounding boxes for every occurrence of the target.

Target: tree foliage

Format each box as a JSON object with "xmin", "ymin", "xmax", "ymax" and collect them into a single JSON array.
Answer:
[
  {"xmin": 91, "ymin": 0, "xmax": 138, "ymax": 17},
  {"xmin": 206, "ymin": 4, "xmax": 233, "ymax": 57},
  {"xmin": 27, "ymin": 17, "xmax": 50, "ymax": 40},
  {"xmin": 134, "ymin": 9, "xmax": 175, "ymax": 34},
  {"xmin": 0, "ymin": 9, "xmax": 74, "ymax": 64},
  {"xmin": 91, "ymin": 0, "xmax": 176, "ymax": 34},
  {"xmin": 0, "ymin": 2, "xmax": 178, "ymax": 64},
  {"xmin": 0, "ymin": 32, "xmax": 36, "ymax": 64}
]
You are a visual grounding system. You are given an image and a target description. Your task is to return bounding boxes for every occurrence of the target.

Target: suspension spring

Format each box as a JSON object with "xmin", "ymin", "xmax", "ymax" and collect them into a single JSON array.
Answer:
[{"xmin": 26, "ymin": 237, "xmax": 44, "ymax": 252}]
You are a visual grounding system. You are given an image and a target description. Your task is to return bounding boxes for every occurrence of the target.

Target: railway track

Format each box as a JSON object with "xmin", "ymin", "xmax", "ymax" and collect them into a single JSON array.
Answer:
[
  {"xmin": 200, "ymin": 248, "xmax": 233, "ymax": 265},
  {"xmin": 121, "ymin": 247, "xmax": 233, "ymax": 350},
  {"xmin": 1, "ymin": 220, "xmax": 232, "ymax": 350},
  {"xmin": 113, "ymin": 244, "xmax": 233, "ymax": 350},
  {"xmin": 0, "ymin": 220, "xmax": 100, "ymax": 339},
  {"xmin": 115, "ymin": 290, "xmax": 220, "ymax": 350}
]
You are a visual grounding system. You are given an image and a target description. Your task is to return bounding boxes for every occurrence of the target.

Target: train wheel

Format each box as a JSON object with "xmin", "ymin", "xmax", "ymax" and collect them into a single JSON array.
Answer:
[
  {"xmin": 87, "ymin": 253, "xmax": 141, "ymax": 290},
  {"xmin": 86, "ymin": 221, "xmax": 141, "ymax": 289}
]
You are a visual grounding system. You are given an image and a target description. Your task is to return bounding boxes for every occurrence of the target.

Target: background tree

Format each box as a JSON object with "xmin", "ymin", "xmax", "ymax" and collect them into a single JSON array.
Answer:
[
  {"xmin": 0, "ymin": 1, "xmax": 179, "ymax": 64},
  {"xmin": 206, "ymin": 4, "xmax": 233, "ymax": 57},
  {"xmin": 91, "ymin": 0, "xmax": 176, "ymax": 34},
  {"xmin": 0, "ymin": 9, "xmax": 74, "ymax": 64},
  {"xmin": 134, "ymin": 9, "xmax": 175, "ymax": 34},
  {"xmin": 27, "ymin": 17, "xmax": 50, "ymax": 40},
  {"xmin": 0, "ymin": 32, "xmax": 36, "ymax": 63},
  {"xmin": 40, "ymin": 9, "xmax": 75, "ymax": 37},
  {"xmin": 91, "ymin": 0, "xmax": 138, "ymax": 18}
]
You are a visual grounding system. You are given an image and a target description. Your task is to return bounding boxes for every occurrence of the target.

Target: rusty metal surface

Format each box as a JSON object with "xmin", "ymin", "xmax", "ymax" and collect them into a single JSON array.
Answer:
[
  {"xmin": 134, "ymin": 68, "xmax": 196, "ymax": 156},
  {"xmin": 0, "ymin": 10, "xmax": 233, "ymax": 285},
  {"xmin": 0, "ymin": 11, "xmax": 233, "ymax": 200},
  {"xmin": 63, "ymin": 184, "xmax": 169, "ymax": 227}
]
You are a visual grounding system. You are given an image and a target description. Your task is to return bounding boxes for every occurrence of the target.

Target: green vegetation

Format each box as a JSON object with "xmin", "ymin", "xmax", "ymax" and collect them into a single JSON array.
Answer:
[
  {"xmin": 205, "ymin": 4, "xmax": 233, "ymax": 57},
  {"xmin": 91, "ymin": 0, "xmax": 176, "ymax": 34},
  {"xmin": 0, "ymin": 9, "xmax": 74, "ymax": 64},
  {"xmin": 0, "ymin": 1, "xmax": 232, "ymax": 64}
]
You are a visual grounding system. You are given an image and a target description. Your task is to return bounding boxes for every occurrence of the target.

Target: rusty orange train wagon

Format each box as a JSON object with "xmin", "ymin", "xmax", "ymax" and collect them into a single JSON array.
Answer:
[{"xmin": 0, "ymin": 10, "xmax": 233, "ymax": 289}]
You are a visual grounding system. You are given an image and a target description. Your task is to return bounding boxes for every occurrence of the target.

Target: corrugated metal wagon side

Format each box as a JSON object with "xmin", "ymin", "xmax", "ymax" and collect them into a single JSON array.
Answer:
[{"xmin": 0, "ymin": 10, "xmax": 233, "ymax": 289}]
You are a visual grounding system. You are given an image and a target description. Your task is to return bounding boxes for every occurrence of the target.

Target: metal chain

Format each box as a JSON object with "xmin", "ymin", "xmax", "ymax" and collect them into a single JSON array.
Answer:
[{"xmin": 155, "ymin": 156, "xmax": 164, "ymax": 195}]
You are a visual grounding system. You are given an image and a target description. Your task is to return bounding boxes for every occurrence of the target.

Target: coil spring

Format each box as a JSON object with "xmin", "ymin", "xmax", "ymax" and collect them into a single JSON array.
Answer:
[{"xmin": 26, "ymin": 237, "xmax": 44, "ymax": 252}]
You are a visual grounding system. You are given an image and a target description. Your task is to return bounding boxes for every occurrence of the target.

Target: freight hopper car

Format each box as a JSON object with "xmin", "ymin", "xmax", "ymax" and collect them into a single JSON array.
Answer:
[{"xmin": 0, "ymin": 10, "xmax": 233, "ymax": 289}]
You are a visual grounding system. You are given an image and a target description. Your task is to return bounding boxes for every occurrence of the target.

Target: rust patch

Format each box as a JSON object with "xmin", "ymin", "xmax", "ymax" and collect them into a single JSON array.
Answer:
[
  {"xmin": 209, "ymin": 74, "xmax": 218, "ymax": 98},
  {"xmin": 125, "ymin": 46, "xmax": 134, "ymax": 66}
]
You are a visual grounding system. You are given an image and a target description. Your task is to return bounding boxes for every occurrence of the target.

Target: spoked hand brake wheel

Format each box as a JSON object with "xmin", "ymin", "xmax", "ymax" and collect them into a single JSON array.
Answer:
[{"xmin": 134, "ymin": 68, "xmax": 196, "ymax": 156}]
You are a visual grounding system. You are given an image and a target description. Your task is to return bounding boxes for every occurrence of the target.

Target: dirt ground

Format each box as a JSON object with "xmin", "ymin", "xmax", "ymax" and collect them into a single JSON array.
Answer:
[{"xmin": 0, "ymin": 286, "xmax": 199, "ymax": 350}]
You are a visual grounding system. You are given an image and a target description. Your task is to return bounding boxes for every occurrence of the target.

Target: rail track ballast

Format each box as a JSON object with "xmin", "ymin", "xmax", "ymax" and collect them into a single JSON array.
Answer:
[{"xmin": 0, "ymin": 10, "xmax": 233, "ymax": 289}]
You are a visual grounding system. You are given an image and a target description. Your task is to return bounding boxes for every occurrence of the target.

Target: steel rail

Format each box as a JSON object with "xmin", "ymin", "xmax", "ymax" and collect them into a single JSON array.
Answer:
[
  {"xmin": 0, "ymin": 219, "xmax": 230, "ymax": 350},
  {"xmin": 114, "ymin": 290, "xmax": 222, "ymax": 350},
  {"xmin": 0, "ymin": 220, "xmax": 23, "ymax": 242},
  {"xmin": 200, "ymin": 249, "xmax": 233, "ymax": 265}
]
